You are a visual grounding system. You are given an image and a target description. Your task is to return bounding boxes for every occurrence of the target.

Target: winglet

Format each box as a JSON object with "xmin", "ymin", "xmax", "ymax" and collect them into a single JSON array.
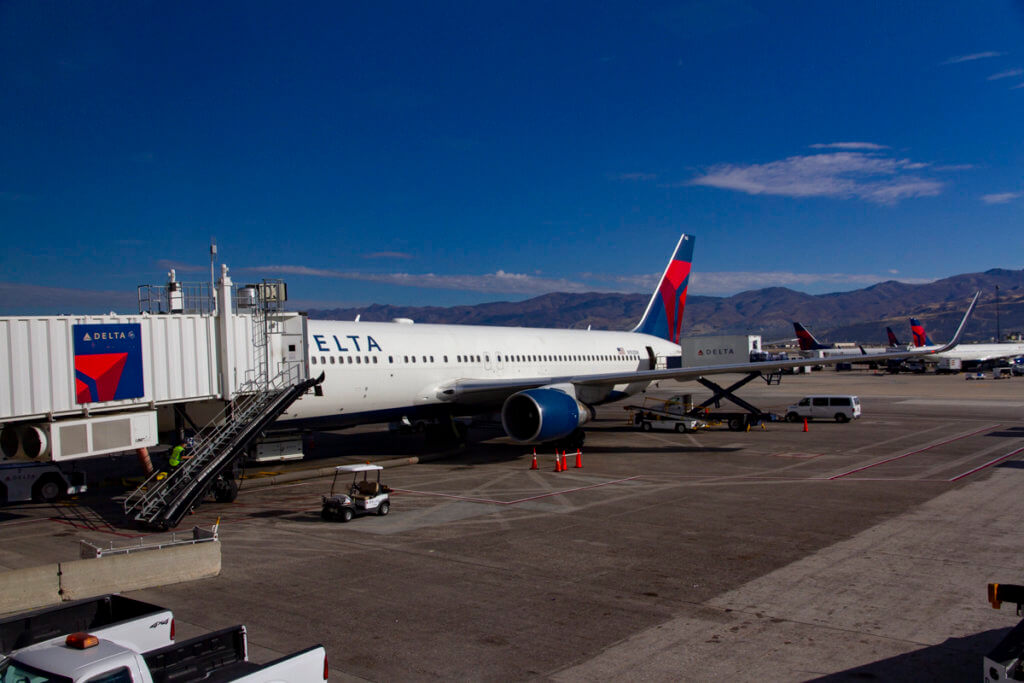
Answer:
[{"xmin": 932, "ymin": 291, "xmax": 980, "ymax": 354}]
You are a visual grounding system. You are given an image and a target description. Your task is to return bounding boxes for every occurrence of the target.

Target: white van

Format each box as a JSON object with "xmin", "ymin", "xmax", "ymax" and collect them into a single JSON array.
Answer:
[{"xmin": 785, "ymin": 395, "xmax": 861, "ymax": 423}]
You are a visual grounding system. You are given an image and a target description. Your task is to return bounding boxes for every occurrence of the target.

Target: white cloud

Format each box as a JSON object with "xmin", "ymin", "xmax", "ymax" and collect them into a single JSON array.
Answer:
[
  {"xmin": 981, "ymin": 192, "xmax": 1022, "ymax": 204},
  {"xmin": 942, "ymin": 51, "xmax": 1006, "ymax": 65},
  {"xmin": 688, "ymin": 151, "xmax": 944, "ymax": 204},
  {"xmin": 237, "ymin": 265, "xmax": 600, "ymax": 295},
  {"xmin": 809, "ymin": 142, "xmax": 889, "ymax": 150},
  {"xmin": 987, "ymin": 68, "xmax": 1024, "ymax": 80},
  {"xmin": 1012, "ymin": 82, "xmax": 1024, "ymax": 90}
]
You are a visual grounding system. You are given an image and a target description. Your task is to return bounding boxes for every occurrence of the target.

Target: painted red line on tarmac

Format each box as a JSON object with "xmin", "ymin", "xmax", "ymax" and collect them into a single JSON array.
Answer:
[
  {"xmin": 828, "ymin": 424, "xmax": 1002, "ymax": 480},
  {"xmin": 391, "ymin": 476, "xmax": 641, "ymax": 506},
  {"xmin": 948, "ymin": 446, "xmax": 1024, "ymax": 482}
]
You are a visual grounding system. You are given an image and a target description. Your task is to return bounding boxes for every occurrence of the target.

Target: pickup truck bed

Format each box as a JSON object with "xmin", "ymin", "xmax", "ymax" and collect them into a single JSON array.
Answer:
[{"xmin": 0, "ymin": 594, "xmax": 167, "ymax": 653}]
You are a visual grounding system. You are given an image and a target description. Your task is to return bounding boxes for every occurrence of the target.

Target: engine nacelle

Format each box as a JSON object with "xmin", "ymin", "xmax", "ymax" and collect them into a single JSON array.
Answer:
[{"xmin": 501, "ymin": 387, "xmax": 592, "ymax": 444}]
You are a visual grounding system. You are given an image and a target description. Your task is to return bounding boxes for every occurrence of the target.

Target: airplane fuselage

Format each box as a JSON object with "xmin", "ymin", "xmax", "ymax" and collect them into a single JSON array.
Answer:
[{"xmin": 276, "ymin": 319, "xmax": 681, "ymax": 429}]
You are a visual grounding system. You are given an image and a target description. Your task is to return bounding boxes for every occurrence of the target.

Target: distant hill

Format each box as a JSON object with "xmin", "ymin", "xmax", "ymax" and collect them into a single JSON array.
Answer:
[{"xmin": 308, "ymin": 268, "xmax": 1024, "ymax": 344}]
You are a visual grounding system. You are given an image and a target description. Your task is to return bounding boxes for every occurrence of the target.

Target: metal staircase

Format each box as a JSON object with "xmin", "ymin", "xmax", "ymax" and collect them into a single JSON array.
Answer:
[
  {"xmin": 124, "ymin": 278, "xmax": 320, "ymax": 530},
  {"xmin": 124, "ymin": 365, "xmax": 322, "ymax": 530}
]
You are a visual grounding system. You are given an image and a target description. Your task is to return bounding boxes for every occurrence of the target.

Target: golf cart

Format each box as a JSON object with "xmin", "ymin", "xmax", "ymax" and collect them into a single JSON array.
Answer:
[{"xmin": 321, "ymin": 464, "xmax": 391, "ymax": 522}]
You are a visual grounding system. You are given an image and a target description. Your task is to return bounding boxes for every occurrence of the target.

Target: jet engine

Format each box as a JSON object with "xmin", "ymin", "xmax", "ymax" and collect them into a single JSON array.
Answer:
[{"xmin": 501, "ymin": 386, "xmax": 593, "ymax": 444}]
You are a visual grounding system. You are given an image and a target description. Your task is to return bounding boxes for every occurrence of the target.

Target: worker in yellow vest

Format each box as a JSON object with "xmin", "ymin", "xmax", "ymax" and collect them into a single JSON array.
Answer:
[{"xmin": 169, "ymin": 444, "xmax": 186, "ymax": 469}]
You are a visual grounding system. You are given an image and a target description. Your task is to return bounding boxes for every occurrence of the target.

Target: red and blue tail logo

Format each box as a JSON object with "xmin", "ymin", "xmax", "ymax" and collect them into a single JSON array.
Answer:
[
  {"xmin": 633, "ymin": 234, "xmax": 694, "ymax": 343},
  {"xmin": 886, "ymin": 327, "xmax": 901, "ymax": 347},
  {"xmin": 793, "ymin": 322, "xmax": 829, "ymax": 351},
  {"xmin": 909, "ymin": 318, "xmax": 934, "ymax": 347}
]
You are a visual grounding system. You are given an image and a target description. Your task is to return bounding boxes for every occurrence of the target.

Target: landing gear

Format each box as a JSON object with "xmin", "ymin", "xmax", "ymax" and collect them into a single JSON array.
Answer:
[{"xmin": 556, "ymin": 429, "xmax": 586, "ymax": 451}]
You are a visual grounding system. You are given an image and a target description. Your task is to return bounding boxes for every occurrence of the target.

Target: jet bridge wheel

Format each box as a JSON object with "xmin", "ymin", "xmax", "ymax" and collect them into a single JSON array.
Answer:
[{"xmin": 32, "ymin": 475, "xmax": 64, "ymax": 503}]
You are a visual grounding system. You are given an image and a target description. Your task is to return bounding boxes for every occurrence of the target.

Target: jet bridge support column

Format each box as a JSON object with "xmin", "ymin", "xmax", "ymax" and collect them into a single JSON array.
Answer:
[{"xmin": 216, "ymin": 265, "xmax": 236, "ymax": 402}]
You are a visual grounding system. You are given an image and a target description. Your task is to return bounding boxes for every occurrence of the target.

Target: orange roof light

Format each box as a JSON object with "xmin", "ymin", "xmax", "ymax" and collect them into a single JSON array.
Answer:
[{"xmin": 66, "ymin": 632, "xmax": 99, "ymax": 649}]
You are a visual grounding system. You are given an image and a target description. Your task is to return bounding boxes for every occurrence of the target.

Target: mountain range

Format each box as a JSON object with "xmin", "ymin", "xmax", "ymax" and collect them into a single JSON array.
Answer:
[{"xmin": 308, "ymin": 268, "xmax": 1024, "ymax": 345}]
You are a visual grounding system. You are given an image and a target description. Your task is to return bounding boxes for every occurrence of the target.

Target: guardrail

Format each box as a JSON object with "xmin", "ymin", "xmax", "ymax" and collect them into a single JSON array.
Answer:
[{"xmin": 79, "ymin": 523, "xmax": 219, "ymax": 559}]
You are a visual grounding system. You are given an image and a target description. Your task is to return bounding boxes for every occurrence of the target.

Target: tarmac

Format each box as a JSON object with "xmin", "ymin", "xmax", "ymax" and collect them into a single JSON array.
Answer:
[{"xmin": 1, "ymin": 371, "xmax": 1023, "ymax": 680}]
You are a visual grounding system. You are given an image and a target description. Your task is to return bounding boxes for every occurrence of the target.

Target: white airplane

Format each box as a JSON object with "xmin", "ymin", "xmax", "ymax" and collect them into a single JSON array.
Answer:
[
  {"xmin": 274, "ymin": 234, "xmax": 978, "ymax": 448},
  {"xmin": 910, "ymin": 317, "xmax": 1024, "ymax": 364}
]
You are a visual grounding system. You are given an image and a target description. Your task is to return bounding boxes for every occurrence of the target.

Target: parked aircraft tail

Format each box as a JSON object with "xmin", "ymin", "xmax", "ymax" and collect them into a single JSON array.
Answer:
[
  {"xmin": 886, "ymin": 327, "xmax": 901, "ymax": 347},
  {"xmin": 910, "ymin": 318, "xmax": 935, "ymax": 347},
  {"xmin": 633, "ymin": 234, "xmax": 694, "ymax": 344},
  {"xmin": 793, "ymin": 322, "xmax": 830, "ymax": 351}
]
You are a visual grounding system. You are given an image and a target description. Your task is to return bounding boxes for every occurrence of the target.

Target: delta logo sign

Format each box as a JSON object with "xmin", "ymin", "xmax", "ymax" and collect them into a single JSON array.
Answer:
[{"xmin": 73, "ymin": 324, "xmax": 145, "ymax": 404}]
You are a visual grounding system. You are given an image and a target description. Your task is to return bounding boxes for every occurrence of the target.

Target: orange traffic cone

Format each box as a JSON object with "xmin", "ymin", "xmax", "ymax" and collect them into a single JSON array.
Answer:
[
  {"xmin": 554, "ymin": 453, "xmax": 562, "ymax": 472},
  {"xmin": 575, "ymin": 449, "xmax": 582, "ymax": 469},
  {"xmin": 530, "ymin": 454, "xmax": 538, "ymax": 470},
  {"xmin": 802, "ymin": 418, "xmax": 809, "ymax": 432},
  {"xmin": 562, "ymin": 451, "xmax": 568, "ymax": 471}
]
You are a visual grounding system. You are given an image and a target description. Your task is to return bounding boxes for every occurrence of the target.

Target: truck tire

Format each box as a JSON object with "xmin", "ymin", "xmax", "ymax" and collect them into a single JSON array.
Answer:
[
  {"xmin": 378, "ymin": 500, "xmax": 390, "ymax": 516},
  {"xmin": 786, "ymin": 412, "xmax": 799, "ymax": 423},
  {"xmin": 641, "ymin": 421, "xmax": 652, "ymax": 432},
  {"xmin": 32, "ymin": 475, "xmax": 63, "ymax": 503},
  {"xmin": 728, "ymin": 417, "xmax": 744, "ymax": 431},
  {"xmin": 340, "ymin": 507, "xmax": 354, "ymax": 523},
  {"xmin": 835, "ymin": 413, "xmax": 849, "ymax": 423},
  {"xmin": 675, "ymin": 423, "xmax": 685, "ymax": 433}
]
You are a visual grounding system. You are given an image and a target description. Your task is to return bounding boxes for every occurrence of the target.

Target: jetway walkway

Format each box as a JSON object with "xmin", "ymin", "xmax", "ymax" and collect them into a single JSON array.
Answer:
[{"xmin": 124, "ymin": 364, "xmax": 323, "ymax": 530}]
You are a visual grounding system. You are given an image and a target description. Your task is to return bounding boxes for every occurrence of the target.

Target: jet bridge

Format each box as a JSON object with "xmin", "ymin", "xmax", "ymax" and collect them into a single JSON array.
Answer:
[{"xmin": 0, "ymin": 267, "xmax": 309, "ymax": 470}]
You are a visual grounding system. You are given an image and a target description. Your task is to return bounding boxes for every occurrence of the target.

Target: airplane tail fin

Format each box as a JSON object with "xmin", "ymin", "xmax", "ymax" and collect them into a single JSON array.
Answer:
[
  {"xmin": 910, "ymin": 318, "xmax": 935, "ymax": 347},
  {"xmin": 886, "ymin": 327, "xmax": 901, "ymax": 347},
  {"xmin": 632, "ymin": 234, "xmax": 695, "ymax": 343},
  {"xmin": 793, "ymin": 322, "xmax": 829, "ymax": 351}
]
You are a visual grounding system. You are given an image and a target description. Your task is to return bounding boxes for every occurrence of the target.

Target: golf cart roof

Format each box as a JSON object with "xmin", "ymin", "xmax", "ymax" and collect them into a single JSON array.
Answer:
[{"xmin": 335, "ymin": 464, "xmax": 383, "ymax": 473}]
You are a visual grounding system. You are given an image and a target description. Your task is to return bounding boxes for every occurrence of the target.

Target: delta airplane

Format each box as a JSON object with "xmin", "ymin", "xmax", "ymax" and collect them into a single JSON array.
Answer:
[
  {"xmin": 273, "ymin": 234, "xmax": 977, "ymax": 448},
  {"xmin": 792, "ymin": 322, "xmax": 886, "ymax": 359},
  {"xmin": 909, "ymin": 317, "xmax": 1024, "ymax": 364}
]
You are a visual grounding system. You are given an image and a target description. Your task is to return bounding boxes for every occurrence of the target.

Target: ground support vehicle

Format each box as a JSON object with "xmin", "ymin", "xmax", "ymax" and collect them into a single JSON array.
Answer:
[
  {"xmin": 322, "ymin": 463, "xmax": 391, "ymax": 522},
  {"xmin": 625, "ymin": 392, "xmax": 777, "ymax": 432},
  {"xmin": 936, "ymin": 357, "xmax": 962, "ymax": 374},
  {"xmin": 0, "ymin": 461, "xmax": 86, "ymax": 504},
  {"xmin": 625, "ymin": 397, "xmax": 706, "ymax": 433},
  {"xmin": 0, "ymin": 595, "xmax": 327, "ymax": 682},
  {"xmin": 984, "ymin": 583, "xmax": 1024, "ymax": 681},
  {"xmin": 785, "ymin": 395, "xmax": 861, "ymax": 423}
]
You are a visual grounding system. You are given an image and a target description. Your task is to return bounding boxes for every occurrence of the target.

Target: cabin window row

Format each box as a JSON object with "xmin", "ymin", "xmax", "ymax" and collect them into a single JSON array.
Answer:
[
  {"xmin": 312, "ymin": 355, "xmax": 380, "ymax": 365},
  {"xmin": 312, "ymin": 353, "xmax": 640, "ymax": 366}
]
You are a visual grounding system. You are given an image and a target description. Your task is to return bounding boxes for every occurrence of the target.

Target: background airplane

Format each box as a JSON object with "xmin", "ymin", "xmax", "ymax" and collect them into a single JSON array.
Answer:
[{"xmin": 909, "ymin": 317, "xmax": 1024, "ymax": 366}]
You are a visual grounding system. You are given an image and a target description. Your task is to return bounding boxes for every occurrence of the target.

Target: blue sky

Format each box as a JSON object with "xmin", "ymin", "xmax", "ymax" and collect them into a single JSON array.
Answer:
[{"xmin": 1, "ymin": 1, "xmax": 1022, "ymax": 314}]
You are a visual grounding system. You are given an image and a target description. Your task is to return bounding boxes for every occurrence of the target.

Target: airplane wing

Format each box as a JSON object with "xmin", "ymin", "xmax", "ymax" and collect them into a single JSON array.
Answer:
[{"xmin": 438, "ymin": 292, "xmax": 979, "ymax": 403}]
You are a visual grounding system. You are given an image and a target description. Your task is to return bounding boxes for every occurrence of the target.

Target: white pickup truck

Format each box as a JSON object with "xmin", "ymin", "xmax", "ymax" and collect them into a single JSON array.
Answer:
[{"xmin": 0, "ymin": 594, "xmax": 327, "ymax": 682}]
